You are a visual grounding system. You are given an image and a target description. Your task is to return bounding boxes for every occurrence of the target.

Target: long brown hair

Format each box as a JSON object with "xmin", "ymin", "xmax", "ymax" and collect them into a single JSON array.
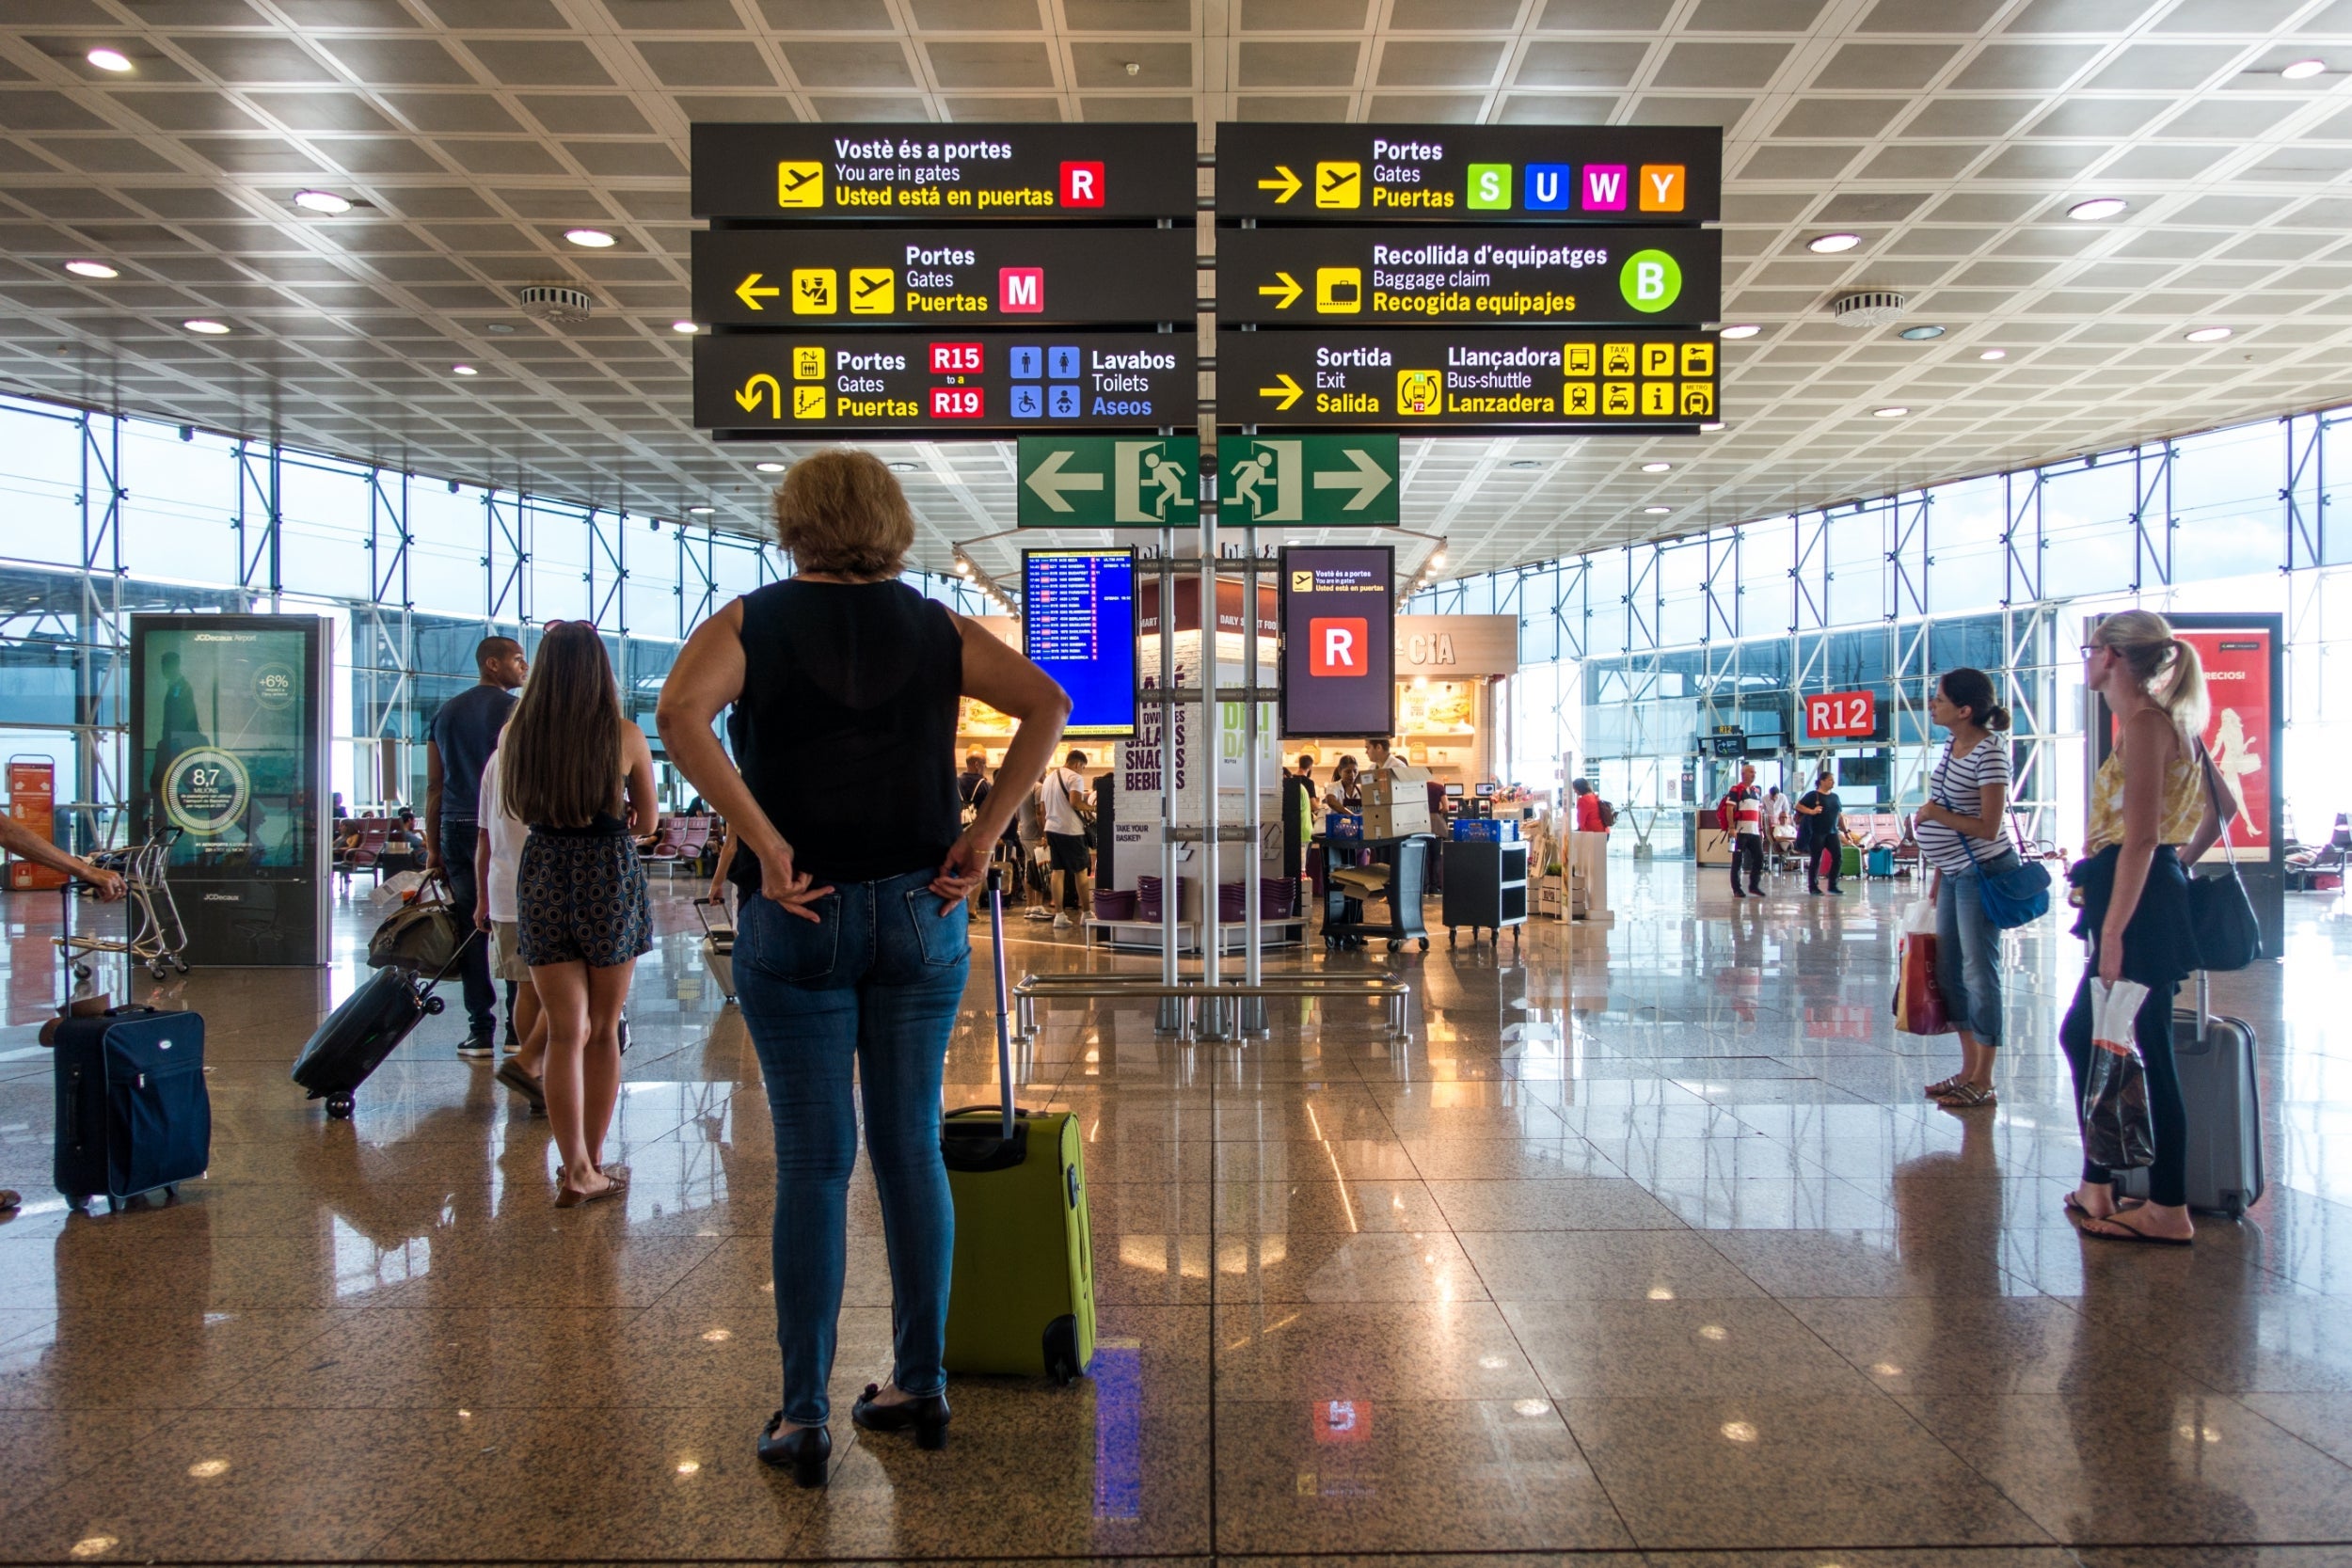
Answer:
[{"xmin": 500, "ymin": 622, "xmax": 623, "ymax": 828}]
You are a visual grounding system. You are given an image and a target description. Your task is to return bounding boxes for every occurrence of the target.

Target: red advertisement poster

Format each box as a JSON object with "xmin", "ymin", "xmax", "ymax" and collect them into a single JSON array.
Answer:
[{"xmin": 2176, "ymin": 627, "xmax": 2272, "ymax": 863}]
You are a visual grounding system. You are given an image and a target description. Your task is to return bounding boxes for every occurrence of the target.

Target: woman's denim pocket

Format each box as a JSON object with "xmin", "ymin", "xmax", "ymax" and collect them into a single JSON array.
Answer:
[
  {"xmin": 903, "ymin": 885, "xmax": 972, "ymax": 970},
  {"xmin": 744, "ymin": 892, "xmax": 842, "ymax": 985}
]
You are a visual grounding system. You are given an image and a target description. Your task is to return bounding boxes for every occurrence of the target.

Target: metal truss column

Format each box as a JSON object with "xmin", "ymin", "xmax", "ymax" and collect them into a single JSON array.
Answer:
[
  {"xmin": 77, "ymin": 410, "xmax": 124, "ymax": 850},
  {"xmin": 588, "ymin": 506, "xmax": 628, "ymax": 633},
  {"xmin": 360, "ymin": 469, "xmax": 413, "ymax": 810},
  {"xmin": 2002, "ymin": 470, "xmax": 2042, "ymax": 607},
  {"xmin": 487, "ymin": 493, "xmax": 529, "ymax": 627},
  {"xmin": 680, "ymin": 526, "xmax": 717, "ymax": 638},
  {"xmin": 2134, "ymin": 442, "xmax": 2172, "ymax": 594},
  {"xmin": 234, "ymin": 438, "xmax": 282, "ymax": 607}
]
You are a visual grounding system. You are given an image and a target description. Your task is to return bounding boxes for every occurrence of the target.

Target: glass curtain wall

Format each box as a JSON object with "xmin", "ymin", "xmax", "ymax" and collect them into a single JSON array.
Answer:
[
  {"xmin": 1411, "ymin": 403, "xmax": 2349, "ymax": 859},
  {"xmin": 0, "ymin": 390, "xmax": 992, "ymax": 854}
]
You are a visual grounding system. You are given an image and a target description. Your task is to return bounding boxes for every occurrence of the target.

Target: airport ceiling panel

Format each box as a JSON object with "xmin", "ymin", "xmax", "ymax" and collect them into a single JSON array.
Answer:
[{"xmin": 0, "ymin": 0, "xmax": 2347, "ymax": 584}]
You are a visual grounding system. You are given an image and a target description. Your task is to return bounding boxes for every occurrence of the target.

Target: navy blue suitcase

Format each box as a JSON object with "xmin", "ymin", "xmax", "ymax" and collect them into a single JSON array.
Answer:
[{"xmin": 52, "ymin": 1005, "xmax": 210, "ymax": 1212}]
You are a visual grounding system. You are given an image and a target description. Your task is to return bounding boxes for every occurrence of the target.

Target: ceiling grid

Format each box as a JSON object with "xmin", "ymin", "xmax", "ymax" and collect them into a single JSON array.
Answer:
[{"xmin": 0, "ymin": 0, "xmax": 2343, "ymax": 585}]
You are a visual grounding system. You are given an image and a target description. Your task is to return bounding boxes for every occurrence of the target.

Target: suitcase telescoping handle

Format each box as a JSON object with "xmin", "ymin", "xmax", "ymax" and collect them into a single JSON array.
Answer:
[{"xmin": 988, "ymin": 867, "xmax": 1014, "ymax": 1143}]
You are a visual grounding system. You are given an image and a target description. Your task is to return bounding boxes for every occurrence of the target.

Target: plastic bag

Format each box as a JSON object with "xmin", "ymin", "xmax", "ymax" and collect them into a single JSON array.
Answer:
[
  {"xmin": 2080, "ymin": 978, "xmax": 2154, "ymax": 1171},
  {"xmin": 370, "ymin": 869, "xmax": 425, "ymax": 906},
  {"xmin": 1893, "ymin": 899, "xmax": 1954, "ymax": 1036}
]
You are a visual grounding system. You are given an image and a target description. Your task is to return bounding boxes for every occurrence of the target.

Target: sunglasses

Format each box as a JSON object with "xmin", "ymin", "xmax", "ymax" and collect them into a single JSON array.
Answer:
[{"xmin": 542, "ymin": 618, "xmax": 593, "ymax": 633}]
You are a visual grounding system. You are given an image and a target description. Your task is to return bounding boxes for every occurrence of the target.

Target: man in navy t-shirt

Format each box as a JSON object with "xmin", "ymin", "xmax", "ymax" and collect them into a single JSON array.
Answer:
[{"xmin": 426, "ymin": 636, "xmax": 527, "ymax": 1057}]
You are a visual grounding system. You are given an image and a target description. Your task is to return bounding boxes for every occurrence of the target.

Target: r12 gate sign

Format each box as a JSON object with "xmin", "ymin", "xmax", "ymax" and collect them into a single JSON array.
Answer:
[{"xmin": 1804, "ymin": 690, "xmax": 1875, "ymax": 740}]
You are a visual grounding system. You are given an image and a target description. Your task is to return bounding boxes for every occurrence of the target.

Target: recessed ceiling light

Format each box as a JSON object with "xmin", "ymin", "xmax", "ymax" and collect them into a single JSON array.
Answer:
[
  {"xmin": 1641, "ymin": 461, "xmax": 1671, "ymax": 472},
  {"xmin": 452, "ymin": 363, "xmax": 477, "ymax": 376},
  {"xmin": 755, "ymin": 461, "xmax": 786, "ymax": 473},
  {"xmin": 1898, "ymin": 325, "xmax": 1946, "ymax": 341},
  {"xmin": 1644, "ymin": 505, "xmax": 1672, "ymax": 515},
  {"xmin": 1506, "ymin": 458, "xmax": 1542, "ymax": 469},
  {"xmin": 183, "ymin": 319, "xmax": 230, "ymax": 335},
  {"xmin": 1720, "ymin": 324, "xmax": 1761, "ymax": 340},
  {"xmin": 86, "ymin": 47, "xmax": 133, "ymax": 72},
  {"xmin": 1873, "ymin": 405, "xmax": 1910, "ymax": 418},
  {"xmin": 292, "ymin": 189, "xmax": 351, "ymax": 214},
  {"xmin": 1699, "ymin": 420, "xmax": 1725, "ymax": 433},
  {"xmin": 2067, "ymin": 197, "xmax": 2128, "ymax": 222},
  {"xmin": 670, "ymin": 320, "xmax": 699, "ymax": 334},
  {"xmin": 1979, "ymin": 348, "xmax": 2008, "ymax": 360},
  {"xmin": 2282, "ymin": 58, "xmax": 2328, "ymax": 81},
  {"xmin": 63, "ymin": 260, "xmax": 118, "ymax": 278},
  {"xmin": 485, "ymin": 323, "xmax": 516, "ymax": 334},
  {"xmin": 1807, "ymin": 232, "xmax": 1862, "ymax": 254},
  {"xmin": 2185, "ymin": 325, "xmax": 2233, "ymax": 343},
  {"xmin": 564, "ymin": 228, "xmax": 616, "ymax": 248},
  {"xmin": 888, "ymin": 461, "xmax": 919, "ymax": 472},
  {"xmin": 688, "ymin": 505, "xmax": 715, "ymax": 515}
]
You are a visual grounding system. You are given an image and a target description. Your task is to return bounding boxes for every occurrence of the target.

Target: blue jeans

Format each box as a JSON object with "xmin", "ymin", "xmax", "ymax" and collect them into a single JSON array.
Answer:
[
  {"xmin": 1934, "ymin": 852, "xmax": 2013, "ymax": 1046},
  {"xmin": 734, "ymin": 868, "xmax": 969, "ymax": 1427}
]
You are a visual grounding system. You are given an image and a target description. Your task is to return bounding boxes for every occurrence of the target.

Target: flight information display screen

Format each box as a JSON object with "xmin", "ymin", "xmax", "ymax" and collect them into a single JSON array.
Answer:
[{"xmin": 1023, "ymin": 548, "xmax": 1137, "ymax": 738}]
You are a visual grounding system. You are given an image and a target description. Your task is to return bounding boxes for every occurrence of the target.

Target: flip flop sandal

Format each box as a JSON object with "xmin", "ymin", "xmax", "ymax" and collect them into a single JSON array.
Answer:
[
  {"xmin": 1937, "ymin": 1083, "xmax": 1996, "ymax": 1108},
  {"xmin": 1924, "ymin": 1074, "xmax": 1968, "ymax": 1100},
  {"xmin": 2078, "ymin": 1210, "xmax": 2192, "ymax": 1247}
]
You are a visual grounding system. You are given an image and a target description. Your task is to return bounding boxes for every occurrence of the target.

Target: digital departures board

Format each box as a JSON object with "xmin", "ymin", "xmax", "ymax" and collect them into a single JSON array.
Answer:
[
  {"xmin": 1216, "ymin": 329, "xmax": 1716, "ymax": 432},
  {"xmin": 1024, "ymin": 549, "xmax": 1139, "ymax": 739}
]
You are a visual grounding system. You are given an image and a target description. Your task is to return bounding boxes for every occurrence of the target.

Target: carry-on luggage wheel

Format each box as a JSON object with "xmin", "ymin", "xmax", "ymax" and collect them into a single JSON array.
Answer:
[
  {"xmin": 326, "ymin": 1093, "xmax": 355, "ymax": 1119},
  {"xmin": 422, "ymin": 995, "xmax": 445, "ymax": 1016}
]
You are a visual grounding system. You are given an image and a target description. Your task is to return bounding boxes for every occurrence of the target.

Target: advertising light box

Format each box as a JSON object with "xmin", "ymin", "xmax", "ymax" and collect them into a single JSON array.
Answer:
[
  {"xmin": 1218, "ymin": 327, "xmax": 1717, "ymax": 431},
  {"xmin": 1024, "ymin": 548, "xmax": 1138, "ymax": 740},
  {"xmin": 691, "ymin": 122, "xmax": 1197, "ymax": 220},
  {"xmin": 1217, "ymin": 226, "xmax": 1720, "ymax": 327},
  {"xmin": 691, "ymin": 227, "xmax": 1199, "ymax": 328},
  {"xmin": 1216, "ymin": 123, "xmax": 1723, "ymax": 225},
  {"xmin": 1279, "ymin": 546, "xmax": 1395, "ymax": 739},
  {"xmin": 694, "ymin": 332, "xmax": 1196, "ymax": 437}
]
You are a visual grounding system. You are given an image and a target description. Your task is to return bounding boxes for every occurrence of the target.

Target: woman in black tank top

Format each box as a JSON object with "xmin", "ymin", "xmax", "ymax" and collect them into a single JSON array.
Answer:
[{"xmin": 658, "ymin": 451, "xmax": 1069, "ymax": 1485}]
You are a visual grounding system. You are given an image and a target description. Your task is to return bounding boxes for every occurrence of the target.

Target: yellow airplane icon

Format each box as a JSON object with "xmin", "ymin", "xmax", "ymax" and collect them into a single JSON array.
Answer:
[
  {"xmin": 1315, "ymin": 161, "xmax": 1360, "ymax": 209},
  {"xmin": 776, "ymin": 161, "xmax": 822, "ymax": 208},
  {"xmin": 849, "ymin": 267, "xmax": 894, "ymax": 314}
]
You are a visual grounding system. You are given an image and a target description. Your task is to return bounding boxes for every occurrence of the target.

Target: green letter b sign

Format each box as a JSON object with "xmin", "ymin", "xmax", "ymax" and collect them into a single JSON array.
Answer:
[{"xmin": 1620, "ymin": 248, "xmax": 1681, "ymax": 313}]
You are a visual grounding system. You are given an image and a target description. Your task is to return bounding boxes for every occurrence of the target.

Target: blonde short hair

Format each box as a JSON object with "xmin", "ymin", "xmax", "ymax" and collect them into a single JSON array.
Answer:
[{"xmin": 770, "ymin": 449, "xmax": 914, "ymax": 578}]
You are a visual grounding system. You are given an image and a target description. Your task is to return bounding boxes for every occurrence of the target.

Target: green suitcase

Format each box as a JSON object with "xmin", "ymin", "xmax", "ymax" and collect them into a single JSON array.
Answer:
[
  {"xmin": 939, "ymin": 872, "xmax": 1097, "ymax": 1384},
  {"xmin": 1840, "ymin": 842, "xmax": 1862, "ymax": 878}
]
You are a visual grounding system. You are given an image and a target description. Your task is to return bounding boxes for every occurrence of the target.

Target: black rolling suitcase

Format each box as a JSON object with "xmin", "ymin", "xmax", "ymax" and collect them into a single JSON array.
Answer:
[
  {"xmin": 52, "ymin": 1004, "xmax": 210, "ymax": 1213},
  {"xmin": 2118, "ymin": 972, "xmax": 2266, "ymax": 1217},
  {"xmin": 291, "ymin": 935, "xmax": 470, "ymax": 1119}
]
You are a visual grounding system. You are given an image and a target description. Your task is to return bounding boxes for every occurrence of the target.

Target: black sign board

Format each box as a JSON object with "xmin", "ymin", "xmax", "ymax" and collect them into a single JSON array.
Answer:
[
  {"xmin": 691, "ymin": 227, "xmax": 1198, "ymax": 328},
  {"xmin": 691, "ymin": 122, "xmax": 1197, "ymax": 221},
  {"xmin": 1216, "ymin": 123, "xmax": 1722, "ymax": 225},
  {"xmin": 1279, "ymin": 546, "xmax": 1395, "ymax": 739},
  {"xmin": 1219, "ymin": 225, "xmax": 1719, "ymax": 328},
  {"xmin": 693, "ymin": 331, "xmax": 1196, "ymax": 437},
  {"xmin": 1219, "ymin": 328, "xmax": 1718, "ymax": 431}
]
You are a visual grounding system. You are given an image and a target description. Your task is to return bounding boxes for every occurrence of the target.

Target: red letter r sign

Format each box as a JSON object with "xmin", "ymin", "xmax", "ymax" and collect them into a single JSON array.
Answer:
[
  {"xmin": 1309, "ymin": 618, "xmax": 1368, "ymax": 676},
  {"xmin": 1059, "ymin": 162, "xmax": 1104, "ymax": 207}
]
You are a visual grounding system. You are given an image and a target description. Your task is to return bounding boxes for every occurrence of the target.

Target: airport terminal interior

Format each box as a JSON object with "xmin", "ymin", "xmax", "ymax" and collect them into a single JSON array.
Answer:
[{"xmin": 8, "ymin": 0, "xmax": 2352, "ymax": 1564}]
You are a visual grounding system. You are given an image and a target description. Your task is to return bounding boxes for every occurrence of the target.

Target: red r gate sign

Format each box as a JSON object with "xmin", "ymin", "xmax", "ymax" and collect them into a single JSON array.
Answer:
[{"xmin": 1804, "ymin": 690, "xmax": 1875, "ymax": 740}]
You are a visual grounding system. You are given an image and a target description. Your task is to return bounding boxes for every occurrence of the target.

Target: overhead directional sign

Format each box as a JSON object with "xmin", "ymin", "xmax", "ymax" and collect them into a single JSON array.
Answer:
[
  {"xmin": 1016, "ymin": 436, "xmax": 1201, "ymax": 528},
  {"xmin": 1219, "ymin": 226, "xmax": 1719, "ymax": 327},
  {"xmin": 692, "ymin": 228, "xmax": 1198, "ymax": 327},
  {"xmin": 695, "ymin": 332, "xmax": 1197, "ymax": 437},
  {"xmin": 1217, "ymin": 328, "xmax": 1718, "ymax": 432},
  {"xmin": 1216, "ymin": 124, "xmax": 1722, "ymax": 225},
  {"xmin": 691, "ymin": 122, "xmax": 1196, "ymax": 220},
  {"xmin": 1216, "ymin": 435, "xmax": 1399, "ymax": 527}
]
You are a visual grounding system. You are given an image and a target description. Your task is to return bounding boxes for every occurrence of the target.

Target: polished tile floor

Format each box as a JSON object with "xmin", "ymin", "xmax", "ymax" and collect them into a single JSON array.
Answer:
[{"xmin": 4, "ymin": 857, "xmax": 2352, "ymax": 1566}]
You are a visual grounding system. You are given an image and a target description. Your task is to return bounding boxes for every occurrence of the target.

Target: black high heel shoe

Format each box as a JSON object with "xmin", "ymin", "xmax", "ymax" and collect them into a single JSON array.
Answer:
[
  {"xmin": 756, "ymin": 1412, "xmax": 830, "ymax": 1487},
  {"xmin": 851, "ymin": 1382, "xmax": 950, "ymax": 1450}
]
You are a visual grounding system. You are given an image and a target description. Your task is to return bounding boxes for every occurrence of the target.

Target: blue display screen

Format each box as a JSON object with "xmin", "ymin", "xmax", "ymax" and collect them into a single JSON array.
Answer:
[{"xmin": 1023, "ymin": 549, "xmax": 1137, "ymax": 738}]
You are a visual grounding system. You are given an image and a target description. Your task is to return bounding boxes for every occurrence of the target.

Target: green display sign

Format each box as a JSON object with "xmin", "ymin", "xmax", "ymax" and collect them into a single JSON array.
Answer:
[
  {"xmin": 1216, "ymin": 434, "xmax": 1399, "ymax": 527},
  {"xmin": 1015, "ymin": 436, "xmax": 1200, "ymax": 527}
]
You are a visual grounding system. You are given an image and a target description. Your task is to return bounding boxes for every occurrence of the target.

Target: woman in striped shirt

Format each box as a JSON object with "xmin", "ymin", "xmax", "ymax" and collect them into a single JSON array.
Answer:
[{"xmin": 1914, "ymin": 668, "xmax": 2019, "ymax": 1109}]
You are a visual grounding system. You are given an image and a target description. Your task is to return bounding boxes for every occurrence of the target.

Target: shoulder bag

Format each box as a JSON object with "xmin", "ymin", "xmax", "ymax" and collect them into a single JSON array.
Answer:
[
  {"xmin": 2187, "ymin": 743, "xmax": 2263, "ymax": 972},
  {"xmin": 1940, "ymin": 760, "xmax": 2050, "ymax": 928}
]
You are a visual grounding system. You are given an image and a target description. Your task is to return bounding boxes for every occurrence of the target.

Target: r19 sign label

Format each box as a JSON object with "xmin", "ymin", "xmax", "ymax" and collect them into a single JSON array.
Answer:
[
  {"xmin": 930, "ymin": 387, "xmax": 984, "ymax": 419},
  {"xmin": 1804, "ymin": 690, "xmax": 1875, "ymax": 740}
]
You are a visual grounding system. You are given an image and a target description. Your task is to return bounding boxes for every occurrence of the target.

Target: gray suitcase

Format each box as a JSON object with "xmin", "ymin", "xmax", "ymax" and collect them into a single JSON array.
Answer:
[{"xmin": 2118, "ymin": 973, "xmax": 2265, "ymax": 1217}]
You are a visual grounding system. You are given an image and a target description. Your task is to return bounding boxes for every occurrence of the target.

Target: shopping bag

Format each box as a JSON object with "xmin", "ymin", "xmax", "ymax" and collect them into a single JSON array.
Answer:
[
  {"xmin": 366, "ymin": 872, "xmax": 464, "ymax": 973},
  {"xmin": 2080, "ymin": 978, "xmax": 2155, "ymax": 1171},
  {"xmin": 1893, "ymin": 899, "xmax": 1955, "ymax": 1036}
]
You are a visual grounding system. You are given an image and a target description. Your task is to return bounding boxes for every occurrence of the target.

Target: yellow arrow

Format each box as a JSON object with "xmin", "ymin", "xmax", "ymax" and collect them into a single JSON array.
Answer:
[
  {"xmin": 735, "ymin": 272, "xmax": 782, "ymax": 310},
  {"xmin": 1257, "ymin": 165, "xmax": 1301, "ymax": 203},
  {"xmin": 1258, "ymin": 271, "xmax": 1302, "ymax": 309},
  {"xmin": 735, "ymin": 372, "xmax": 781, "ymax": 418},
  {"xmin": 1258, "ymin": 372, "xmax": 1302, "ymax": 411}
]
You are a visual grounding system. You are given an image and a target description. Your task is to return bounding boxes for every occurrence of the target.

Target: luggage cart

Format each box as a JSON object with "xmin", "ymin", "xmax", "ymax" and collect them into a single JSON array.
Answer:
[{"xmin": 56, "ymin": 828, "xmax": 190, "ymax": 983}]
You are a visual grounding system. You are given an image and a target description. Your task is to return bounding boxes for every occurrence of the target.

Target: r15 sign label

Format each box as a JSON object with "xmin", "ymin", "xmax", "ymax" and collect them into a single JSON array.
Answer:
[{"xmin": 1804, "ymin": 690, "xmax": 1875, "ymax": 740}]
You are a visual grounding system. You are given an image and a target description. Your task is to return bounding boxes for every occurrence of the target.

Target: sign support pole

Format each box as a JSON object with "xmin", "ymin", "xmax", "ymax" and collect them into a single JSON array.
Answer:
[
  {"xmin": 1198, "ymin": 415, "xmax": 1225, "ymax": 1038},
  {"xmin": 1158, "ymin": 531, "xmax": 1181, "ymax": 1029}
]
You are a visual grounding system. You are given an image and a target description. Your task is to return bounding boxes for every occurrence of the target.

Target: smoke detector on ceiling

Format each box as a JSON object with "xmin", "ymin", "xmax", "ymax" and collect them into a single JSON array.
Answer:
[
  {"xmin": 517, "ymin": 283, "xmax": 595, "ymax": 324},
  {"xmin": 1830, "ymin": 291, "xmax": 1907, "ymax": 328}
]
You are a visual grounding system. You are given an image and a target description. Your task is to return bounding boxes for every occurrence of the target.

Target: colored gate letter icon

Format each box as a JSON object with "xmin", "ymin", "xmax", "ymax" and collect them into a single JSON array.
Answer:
[
  {"xmin": 1467, "ymin": 164, "xmax": 1511, "ymax": 210},
  {"xmin": 775, "ymin": 161, "xmax": 822, "ymax": 208},
  {"xmin": 1619, "ymin": 249, "xmax": 1681, "ymax": 313},
  {"xmin": 1310, "ymin": 618, "xmax": 1368, "ymax": 676},
  {"xmin": 1396, "ymin": 369, "xmax": 1442, "ymax": 415},
  {"xmin": 1059, "ymin": 162, "xmax": 1104, "ymax": 207},
  {"xmin": 1000, "ymin": 267, "xmax": 1044, "ymax": 312},
  {"xmin": 1525, "ymin": 164, "xmax": 1574, "ymax": 212},
  {"xmin": 1581, "ymin": 165, "xmax": 1628, "ymax": 211},
  {"xmin": 1639, "ymin": 164, "xmax": 1685, "ymax": 213}
]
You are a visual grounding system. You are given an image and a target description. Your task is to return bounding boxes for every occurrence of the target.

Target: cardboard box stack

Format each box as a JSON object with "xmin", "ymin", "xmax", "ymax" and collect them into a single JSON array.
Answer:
[{"xmin": 1362, "ymin": 770, "xmax": 1432, "ymax": 839}]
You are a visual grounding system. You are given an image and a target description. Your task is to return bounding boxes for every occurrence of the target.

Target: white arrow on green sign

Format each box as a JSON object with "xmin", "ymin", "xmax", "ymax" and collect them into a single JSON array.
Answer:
[
  {"xmin": 1216, "ymin": 433, "xmax": 1399, "ymax": 526},
  {"xmin": 1016, "ymin": 436, "xmax": 1200, "ymax": 528}
]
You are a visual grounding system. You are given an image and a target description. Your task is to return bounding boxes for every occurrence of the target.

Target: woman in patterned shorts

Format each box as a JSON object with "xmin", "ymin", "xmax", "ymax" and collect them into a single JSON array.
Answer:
[{"xmin": 501, "ymin": 619, "xmax": 657, "ymax": 1207}]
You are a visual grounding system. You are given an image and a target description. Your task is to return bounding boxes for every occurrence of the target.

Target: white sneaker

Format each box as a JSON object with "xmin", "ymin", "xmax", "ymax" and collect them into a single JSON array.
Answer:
[
  {"xmin": 1053, "ymin": 913, "xmax": 1074, "ymax": 930},
  {"xmin": 1025, "ymin": 907, "xmax": 1054, "ymax": 922}
]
